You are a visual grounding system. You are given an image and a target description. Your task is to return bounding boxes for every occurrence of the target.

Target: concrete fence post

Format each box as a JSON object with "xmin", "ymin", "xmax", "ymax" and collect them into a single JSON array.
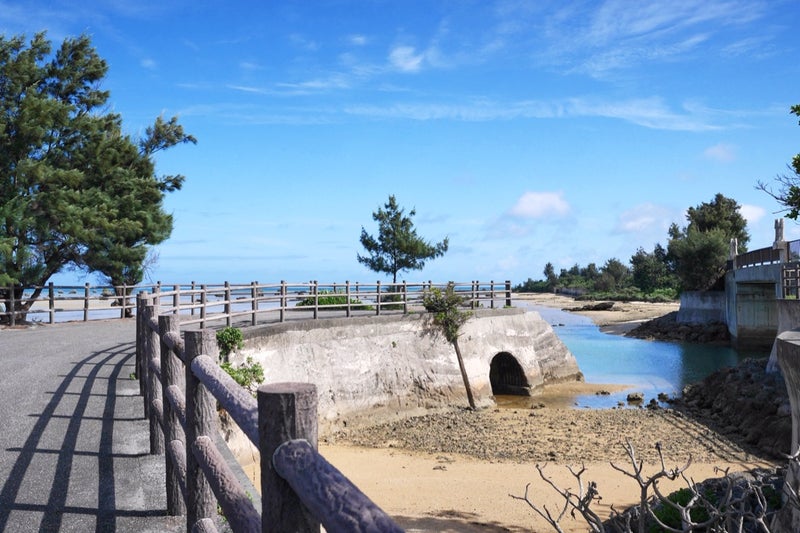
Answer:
[
  {"xmin": 185, "ymin": 329, "xmax": 219, "ymax": 528},
  {"xmin": 224, "ymin": 281, "xmax": 232, "ymax": 327},
  {"xmin": 159, "ymin": 314, "xmax": 186, "ymax": 516},
  {"xmin": 258, "ymin": 383, "xmax": 319, "ymax": 533},
  {"xmin": 143, "ymin": 303, "xmax": 165, "ymax": 455}
]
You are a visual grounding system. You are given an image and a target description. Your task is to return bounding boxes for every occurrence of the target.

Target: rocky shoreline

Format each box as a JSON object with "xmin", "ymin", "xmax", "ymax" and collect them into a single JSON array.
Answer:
[
  {"xmin": 625, "ymin": 310, "xmax": 730, "ymax": 344},
  {"xmin": 332, "ymin": 299, "xmax": 790, "ymax": 463}
]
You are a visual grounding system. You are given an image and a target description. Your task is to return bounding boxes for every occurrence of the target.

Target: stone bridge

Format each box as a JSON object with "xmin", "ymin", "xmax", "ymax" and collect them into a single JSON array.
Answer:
[{"xmin": 233, "ymin": 308, "xmax": 582, "ymax": 433}]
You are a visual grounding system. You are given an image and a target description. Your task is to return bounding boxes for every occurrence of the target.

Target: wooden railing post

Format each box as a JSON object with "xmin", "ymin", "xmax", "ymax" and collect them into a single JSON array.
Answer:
[
  {"xmin": 159, "ymin": 314, "xmax": 186, "ymax": 516},
  {"xmin": 505, "ymin": 280, "xmax": 512, "ymax": 308},
  {"xmin": 84, "ymin": 283, "xmax": 90, "ymax": 321},
  {"xmin": 280, "ymin": 281, "xmax": 286, "ymax": 323},
  {"xmin": 345, "ymin": 281, "xmax": 351, "ymax": 318},
  {"xmin": 251, "ymin": 281, "xmax": 258, "ymax": 326},
  {"xmin": 258, "ymin": 383, "xmax": 319, "ymax": 533},
  {"xmin": 143, "ymin": 303, "xmax": 164, "ymax": 455},
  {"xmin": 224, "ymin": 281, "xmax": 232, "ymax": 327},
  {"xmin": 490, "ymin": 280, "xmax": 496, "ymax": 309},
  {"xmin": 190, "ymin": 281, "xmax": 196, "ymax": 316},
  {"xmin": 185, "ymin": 329, "xmax": 219, "ymax": 528},
  {"xmin": 200, "ymin": 284, "xmax": 207, "ymax": 329},
  {"xmin": 402, "ymin": 281, "xmax": 408, "ymax": 314},
  {"xmin": 173, "ymin": 284, "xmax": 180, "ymax": 315},
  {"xmin": 376, "ymin": 281, "xmax": 381, "ymax": 316},
  {"xmin": 312, "ymin": 281, "xmax": 318, "ymax": 320},
  {"xmin": 136, "ymin": 293, "xmax": 145, "ymax": 398},
  {"xmin": 48, "ymin": 282, "xmax": 55, "ymax": 324}
]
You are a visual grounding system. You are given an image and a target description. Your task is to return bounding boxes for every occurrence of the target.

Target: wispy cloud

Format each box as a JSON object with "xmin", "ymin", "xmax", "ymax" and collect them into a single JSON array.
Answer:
[
  {"xmin": 388, "ymin": 45, "xmax": 424, "ymax": 73},
  {"xmin": 347, "ymin": 34, "xmax": 368, "ymax": 46},
  {"xmin": 703, "ymin": 142, "xmax": 736, "ymax": 162},
  {"xmin": 527, "ymin": 0, "xmax": 770, "ymax": 77},
  {"xmin": 345, "ymin": 96, "xmax": 725, "ymax": 131},
  {"xmin": 614, "ymin": 203, "xmax": 673, "ymax": 234}
]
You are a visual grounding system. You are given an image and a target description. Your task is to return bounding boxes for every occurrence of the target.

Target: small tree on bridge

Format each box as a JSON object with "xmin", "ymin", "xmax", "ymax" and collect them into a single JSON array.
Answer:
[
  {"xmin": 423, "ymin": 284, "xmax": 475, "ymax": 410},
  {"xmin": 358, "ymin": 195, "xmax": 449, "ymax": 284}
]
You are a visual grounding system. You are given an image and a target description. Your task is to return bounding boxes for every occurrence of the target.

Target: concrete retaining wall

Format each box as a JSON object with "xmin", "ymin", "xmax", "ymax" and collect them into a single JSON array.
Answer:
[
  {"xmin": 767, "ymin": 300, "xmax": 800, "ymax": 372},
  {"xmin": 677, "ymin": 291, "xmax": 726, "ymax": 324},
  {"xmin": 234, "ymin": 308, "xmax": 581, "ymax": 432},
  {"xmin": 772, "ymin": 333, "xmax": 800, "ymax": 532}
]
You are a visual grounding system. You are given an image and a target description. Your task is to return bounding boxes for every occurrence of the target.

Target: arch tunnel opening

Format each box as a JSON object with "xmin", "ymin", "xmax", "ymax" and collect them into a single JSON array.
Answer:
[{"xmin": 490, "ymin": 352, "xmax": 531, "ymax": 396}]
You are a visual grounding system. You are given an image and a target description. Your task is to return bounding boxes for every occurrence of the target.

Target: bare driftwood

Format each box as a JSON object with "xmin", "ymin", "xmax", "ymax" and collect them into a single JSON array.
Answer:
[{"xmin": 512, "ymin": 439, "xmax": 789, "ymax": 533}]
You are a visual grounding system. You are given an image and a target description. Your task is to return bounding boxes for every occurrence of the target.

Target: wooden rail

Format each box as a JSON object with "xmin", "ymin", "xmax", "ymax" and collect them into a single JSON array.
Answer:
[
  {"xmin": 143, "ymin": 280, "xmax": 512, "ymax": 330},
  {"xmin": 2, "ymin": 280, "xmax": 512, "ymax": 328},
  {"xmin": 136, "ymin": 297, "xmax": 403, "ymax": 532},
  {"xmin": 734, "ymin": 246, "xmax": 783, "ymax": 269}
]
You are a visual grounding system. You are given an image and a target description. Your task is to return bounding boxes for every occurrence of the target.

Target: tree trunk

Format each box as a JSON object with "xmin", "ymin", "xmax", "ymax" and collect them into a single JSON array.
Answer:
[
  {"xmin": 113, "ymin": 285, "xmax": 133, "ymax": 318},
  {"xmin": 452, "ymin": 338, "xmax": 476, "ymax": 409}
]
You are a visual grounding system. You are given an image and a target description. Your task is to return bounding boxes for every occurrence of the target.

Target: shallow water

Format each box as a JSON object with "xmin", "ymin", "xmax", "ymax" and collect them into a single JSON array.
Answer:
[{"xmin": 522, "ymin": 304, "xmax": 769, "ymax": 409}]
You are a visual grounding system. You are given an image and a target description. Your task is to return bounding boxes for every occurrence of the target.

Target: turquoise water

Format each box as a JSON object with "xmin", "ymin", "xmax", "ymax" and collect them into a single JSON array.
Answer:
[{"xmin": 526, "ymin": 305, "xmax": 769, "ymax": 408}]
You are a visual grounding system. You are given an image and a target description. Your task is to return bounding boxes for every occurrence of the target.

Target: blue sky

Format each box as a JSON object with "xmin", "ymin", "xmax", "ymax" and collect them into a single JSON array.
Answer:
[{"xmin": 3, "ymin": 1, "xmax": 800, "ymax": 286}]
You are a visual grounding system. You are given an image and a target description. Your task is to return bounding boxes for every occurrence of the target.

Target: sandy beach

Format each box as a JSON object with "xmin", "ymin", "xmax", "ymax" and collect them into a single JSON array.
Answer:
[{"xmin": 307, "ymin": 294, "xmax": 776, "ymax": 532}]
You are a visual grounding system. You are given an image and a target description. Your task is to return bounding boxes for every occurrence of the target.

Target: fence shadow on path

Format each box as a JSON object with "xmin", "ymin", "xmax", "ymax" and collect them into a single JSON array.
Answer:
[{"xmin": 0, "ymin": 340, "xmax": 182, "ymax": 532}]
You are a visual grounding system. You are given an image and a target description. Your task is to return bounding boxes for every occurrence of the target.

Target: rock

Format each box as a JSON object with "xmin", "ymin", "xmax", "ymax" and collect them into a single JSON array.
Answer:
[
  {"xmin": 566, "ymin": 301, "xmax": 615, "ymax": 312},
  {"xmin": 627, "ymin": 392, "xmax": 644, "ymax": 403},
  {"xmin": 679, "ymin": 359, "xmax": 791, "ymax": 459},
  {"xmin": 625, "ymin": 311, "xmax": 730, "ymax": 344}
]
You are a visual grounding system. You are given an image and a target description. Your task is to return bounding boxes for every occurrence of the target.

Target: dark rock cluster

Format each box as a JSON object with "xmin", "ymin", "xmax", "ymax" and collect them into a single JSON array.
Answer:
[
  {"xmin": 625, "ymin": 311, "xmax": 730, "ymax": 344},
  {"xmin": 678, "ymin": 359, "xmax": 792, "ymax": 459}
]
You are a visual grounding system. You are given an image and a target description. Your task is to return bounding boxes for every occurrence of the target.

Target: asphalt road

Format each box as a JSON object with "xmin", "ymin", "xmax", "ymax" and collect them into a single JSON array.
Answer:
[{"xmin": 0, "ymin": 319, "xmax": 185, "ymax": 532}]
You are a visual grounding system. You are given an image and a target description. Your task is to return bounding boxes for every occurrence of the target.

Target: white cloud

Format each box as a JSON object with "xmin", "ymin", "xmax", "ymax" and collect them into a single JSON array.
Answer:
[
  {"xmin": 141, "ymin": 58, "xmax": 157, "ymax": 69},
  {"xmin": 703, "ymin": 142, "xmax": 736, "ymax": 162},
  {"xmin": 343, "ymin": 96, "xmax": 724, "ymax": 131},
  {"xmin": 739, "ymin": 204, "xmax": 766, "ymax": 224},
  {"xmin": 509, "ymin": 191, "xmax": 570, "ymax": 219},
  {"xmin": 348, "ymin": 34, "xmax": 368, "ymax": 46},
  {"xmin": 614, "ymin": 203, "xmax": 672, "ymax": 233},
  {"xmin": 389, "ymin": 46, "xmax": 424, "ymax": 72}
]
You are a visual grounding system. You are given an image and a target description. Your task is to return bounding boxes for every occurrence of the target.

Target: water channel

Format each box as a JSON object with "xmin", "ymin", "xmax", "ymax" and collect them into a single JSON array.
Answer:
[{"xmin": 524, "ymin": 304, "xmax": 770, "ymax": 409}]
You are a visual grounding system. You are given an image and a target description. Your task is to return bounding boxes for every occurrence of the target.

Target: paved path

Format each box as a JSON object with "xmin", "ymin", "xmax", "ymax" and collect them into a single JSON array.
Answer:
[{"xmin": 0, "ymin": 319, "xmax": 185, "ymax": 532}]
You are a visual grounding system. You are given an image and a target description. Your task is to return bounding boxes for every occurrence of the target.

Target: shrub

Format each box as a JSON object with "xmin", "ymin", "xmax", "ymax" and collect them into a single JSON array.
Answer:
[
  {"xmin": 220, "ymin": 356, "xmax": 264, "ymax": 395},
  {"xmin": 296, "ymin": 290, "xmax": 372, "ymax": 311},
  {"xmin": 216, "ymin": 327, "xmax": 243, "ymax": 361}
]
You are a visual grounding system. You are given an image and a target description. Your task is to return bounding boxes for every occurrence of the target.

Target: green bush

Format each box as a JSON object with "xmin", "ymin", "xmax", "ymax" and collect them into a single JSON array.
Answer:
[
  {"xmin": 216, "ymin": 327, "xmax": 243, "ymax": 360},
  {"xmin": 649, "ymin": 487, "xmax": 713, "ymax": 532},
  {"xmin": 296, "ymin": 290, "xmax": 373, "ymax": 311},
  {"xmin": 220, "ymin": 356, "xmax": 264, "ymax": 394}
]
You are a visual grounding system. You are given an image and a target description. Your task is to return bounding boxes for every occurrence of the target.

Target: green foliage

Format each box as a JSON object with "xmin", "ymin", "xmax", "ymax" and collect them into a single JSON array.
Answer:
[
  {"xmin": 513, "ymin": 278, "xmax": 552, "ymax": 293},
  {"xmin": 216, "ymin": 327, "xmax": 244, "ymax": 360},
  {"xmin": 757, "ymin": 104, "xmax": 800, "ymax": 219},
  {"xmin": 0, "ymin": 32, "xmax": 195, "ymax": 319},
  {"xmin": 220, "ymin": 357, "xmax": 264, "ymax": 395},
  {"xmin": 296, "ymin": 290, "xmax": 373, "ymax": 310},
  {"xmin": 422, "ymin": 285, "xmax": 472, "ymax": 344},
  {"xmin": 358, "ymin": 195, "xmax": 449, "ymax": 283},
  {"xmin": 422, "ymin": 284, "xmax": 475, "ymax": 409},
  {"xmin": 669, "ymin": 228, "xmax": 729, "ymax": 291},
  {"xmin": 631, "ymin": 244, "xmax": 678, "ymax": 293},
  {"xmin": 649, "ymin": 487, "xmax": 713, "ymax": 532}
]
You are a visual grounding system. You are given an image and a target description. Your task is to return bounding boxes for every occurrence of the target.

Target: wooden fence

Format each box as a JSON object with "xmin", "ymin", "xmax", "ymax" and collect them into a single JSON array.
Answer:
[
  {"xmin": 2, "ymin": 279, "xmax": 512, "ymax": 328},
  {"xmin": 136, "ymin": 296, "xmax": 403, "ymax": 532}
]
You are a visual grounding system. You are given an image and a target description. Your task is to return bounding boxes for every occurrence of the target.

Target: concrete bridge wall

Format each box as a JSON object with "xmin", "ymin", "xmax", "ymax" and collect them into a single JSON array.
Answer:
[
  {"xmin": 723, "ymin": 265, "xmax": 780, "ymax": 350},
  {"xmin": 234, "ymin": 308, "xmax": 581, "ymax": 432},
  {"xmin": 677, "ymin": 291, "xmax": 726, "ymax": 324}
]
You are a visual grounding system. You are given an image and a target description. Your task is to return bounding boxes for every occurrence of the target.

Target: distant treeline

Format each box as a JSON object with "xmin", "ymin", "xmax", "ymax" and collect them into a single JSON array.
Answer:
[{"xmin": 514, "ymin": 245, "xmax": 679, "ymax": 302}]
